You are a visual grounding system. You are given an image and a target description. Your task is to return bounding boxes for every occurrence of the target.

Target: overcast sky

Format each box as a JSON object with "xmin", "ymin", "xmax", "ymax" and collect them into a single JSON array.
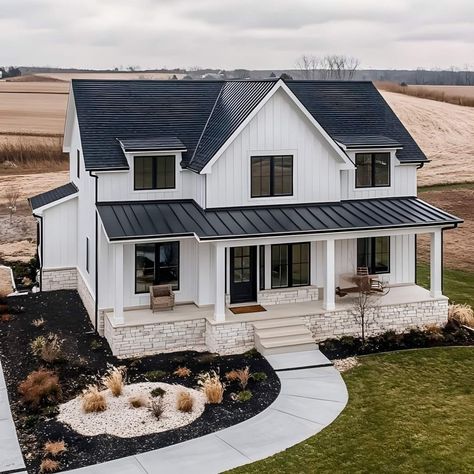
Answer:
[{"xmin": 1, "ymin": 0, "xmax": 473, "ymax": 70}]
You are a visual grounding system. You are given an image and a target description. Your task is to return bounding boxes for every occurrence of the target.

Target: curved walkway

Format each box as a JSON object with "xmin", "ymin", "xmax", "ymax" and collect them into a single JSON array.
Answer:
[{"xmin": 72, "ymin": 350, "xmax": 348, "ymax": 474}]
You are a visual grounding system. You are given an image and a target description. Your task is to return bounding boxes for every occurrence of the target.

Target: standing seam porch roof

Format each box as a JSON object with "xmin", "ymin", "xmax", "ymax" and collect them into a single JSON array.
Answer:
[
  {"xmin": 97, "ymin": 197, "xmax": 461, "ymax": 241},
  {"xmin": 71, "ymin": 79, "xmax": 428, "ymax": 172}
]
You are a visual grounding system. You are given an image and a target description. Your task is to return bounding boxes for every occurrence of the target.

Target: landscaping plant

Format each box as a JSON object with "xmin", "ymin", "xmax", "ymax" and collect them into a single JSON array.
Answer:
[
  {"xmin": 176, "ymin": 390, "xmax": 194, "ymax": 412},
  {"xmin": 18, "ymin": 369, "xmax": 62, "ymax": 408},
  {"xmin": 81, "ymin": 385, "xmax": 107, "ymax": 413},
  {"xmin": 39, "ymin": 458, "xmax": 60, "ymax": 473},
  {"xmin": 43, "ymin": 440, "xmax": 67, "ymax": 457},
  {"xmin": 236, "ymin": 390, "xmax": 253, "ymax": 402},
  {"xmin": 102, "ymin": 365, "xmax": 125, "ymax": 396},
  {"xmin": 150, "ymin": 387, "xmax": 166, "ymax": 398},
  {"xmin": 448, "ymin": 303, "xmax": 474, "ymax": 328},
  {"xmin": 30, "ymin": 333, "xmax": 64, "ymax": 363},
  {"xmin": 149, "ymin": 397, "xmax": 164, "ymax": 419},
  {"xmin": 31, "ymin": 317, "xmax": 45, "ymax": 328},
  {"xmin": 251, "ymin": 372, "xmax": 268, "ymax": 382},
  {"xmin": 144, "ymin": 370, "xmax": 167, "ymax": 381},
  {"xmin": 198, "ymin": 370, "xmax": 225, "ymax": 404},
  {"xmin": 174, "ymin": 366, "xmax": 192, "ymax": 377},
  {"xmin": 129, "ymin": 394, "xmax": 147, "ymax": 408}
]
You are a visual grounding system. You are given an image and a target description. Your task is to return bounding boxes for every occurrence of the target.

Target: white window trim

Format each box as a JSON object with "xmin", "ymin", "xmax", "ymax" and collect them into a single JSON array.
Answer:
[
  {"xmin": 247, "ymin": 149, "xmax": 298, "ymax": 205},
  {"xmin": 129, "ymin": 151, "xmax": 181, "ymax": 194}
]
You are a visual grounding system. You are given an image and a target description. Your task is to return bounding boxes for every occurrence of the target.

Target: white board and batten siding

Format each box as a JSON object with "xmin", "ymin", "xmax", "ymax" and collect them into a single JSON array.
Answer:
[{"xmin": 205, "ymin": 88, "xmax": 343, "ymax": 208}]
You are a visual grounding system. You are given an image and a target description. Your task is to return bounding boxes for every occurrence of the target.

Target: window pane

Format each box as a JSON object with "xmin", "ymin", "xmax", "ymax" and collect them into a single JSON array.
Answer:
[
  {"xmin": 355, "ymin": 154, "xmax": 372, "ymax": 187},
  {"xmin": 259, "ymin": 246, "xmax": 265, "ymax": 290},
  {"xmin": 291, "ymin": 243, "xmax": 309, "ymax": 286},
  {"xmin": 157, "ymin": 242, "xmax": 179, "ymax": 289},
  {"xmin": 155, "ymin": 155, "xmax": 175, "ymax": 189},
  {"xmin": 134, "ymin": 156, "xmax": 153, "ymax": 189},
  {"xmin": 273, "ymin": 156, "xmax": 293, "ymax": 196},
  {"xmin": 251, "ymin": 157, "xmax": 271, "ymax": 197},
  {"xmin": 135, "ymin": 244, "xmax": 155, "ymax": 293},
  {"xmin": 357, "ymin": 238, "xmax": 371, "ymax": 269},
  {"xmin": 271, "ymin": 245, "xmax": 288, "ymax": 288},
  {"xmin": 374, "ymin": 153, "xmax": 390, "ymax": 186},
  {"xmin": 374, "ymin": 237, "xmax": 390, "ymax": 273}
]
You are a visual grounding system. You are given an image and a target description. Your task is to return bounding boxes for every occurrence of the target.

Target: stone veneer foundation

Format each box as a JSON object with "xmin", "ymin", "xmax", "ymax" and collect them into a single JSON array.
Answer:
[
  {"xmin": 257, "ymin": 286, "xmax": 319, "ymax": 305},
  {"xmin": 41, "ymin": 267, "xmax": 77, "ymax": 291},
  {"xmin": 104, "ymin": 297, "xmax": 449, "ymax": 357}
]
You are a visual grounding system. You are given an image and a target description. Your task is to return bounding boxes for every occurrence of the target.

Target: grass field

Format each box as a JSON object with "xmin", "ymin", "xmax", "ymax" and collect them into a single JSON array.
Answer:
[{"xmin": 230, "ymin": 347, "xmax": 474, "ymax": 474}]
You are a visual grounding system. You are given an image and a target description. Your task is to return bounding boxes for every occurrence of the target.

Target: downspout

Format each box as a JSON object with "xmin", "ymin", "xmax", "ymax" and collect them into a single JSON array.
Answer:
[
  {"xmin": 89, "ymin": 171, "xmax": 99, "ymax": 331},
  {"xmin": 32, "ymin": 212, "xmax": 43, "ymax": 291}
]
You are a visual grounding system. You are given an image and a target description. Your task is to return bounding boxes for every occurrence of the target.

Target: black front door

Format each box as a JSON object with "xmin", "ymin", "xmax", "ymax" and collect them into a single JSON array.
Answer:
[{"xmin": 230, "ymin": 246, "xmax": 257, "ymax": 304}]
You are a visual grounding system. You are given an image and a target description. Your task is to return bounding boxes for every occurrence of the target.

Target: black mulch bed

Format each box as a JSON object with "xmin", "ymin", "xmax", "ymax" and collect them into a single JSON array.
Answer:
[
  {"xmin": 0, "ymin": 290, "xmax": 280, "ymax": 473},
  {"xmin": 320, "ymin": 323, "xmax": 474, "ymax": 360}
]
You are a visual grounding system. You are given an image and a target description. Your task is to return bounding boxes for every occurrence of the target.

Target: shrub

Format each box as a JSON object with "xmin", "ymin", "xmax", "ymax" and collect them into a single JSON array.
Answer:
[
  {"xmin": 18, "ymin": 369, "xmax": 61, "ymax": 408},
  {"xmin": 43, "ymin": 440, "xmax": 67, "ymax": 457},
  {"xmin": 81, "ymin": 385, "xmax": 107, "ymax": 413},
  {"xmin": 145, "ymin": 370, "xmax": 167, "ymax": 381},
  {"xmin": 30, "ymin": 333, "xmax": 64, "ymax": 363},
  {"xmin": 243, "ymin": 348, "xmax": 259, "ymax": 358},
  {"xmin": 251, "ymin": 372, "xmax": 267, "ymax": 382},
  {"xmin": 149, "ymin": 397, "xmax": 164, "ymax": 419},
  {"xmin": 150, "ymin": 387, "xmax": 166, "ymax": 398},
  {"xmin": 225, "ymin": 370, "xmax": 239, "ymax": 382},
  {"xmin": 129, "ymin": 394, "xmax": 147, "ymax": 408},
  {"xmin": 236, "ymin": 390, "xmax": 253, "ymax": 402},
  {"xmin": 448, "ymin": 304, "xmax": 474, "ymax": 328},
  {"xmin": 39, "ymin": 458, "xmax": 60, "ymax": 473},
  {"xmin": 176, "ymin": 390, "xmax": 194, "ymax": 412},
  {"xmin": 102, "ymin": 365, "xmax": 125, "ymax": 396},
  {"xmin": 198, "ymin": 371, "xmax": 225, "ymax": 404},
  {"xmin": 23, "ymin": 414, "xmax": 39, "ymax": 428},
  {"xmin": 174, "ymin": 366, "xmax": 191, "ymax": 377},
  {"xmin": 32, "ymin": 317, "xmax": 45, "ymax": 328},
  {"xmin": 90, "ymin": 339, "xmax": 103, "ymax": 350},
  {"xmin": 227, "ymin": 367, "xmax": 250, "ymax": 390}
]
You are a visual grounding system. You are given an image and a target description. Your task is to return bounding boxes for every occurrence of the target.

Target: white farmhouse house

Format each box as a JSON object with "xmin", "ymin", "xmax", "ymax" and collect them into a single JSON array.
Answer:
[{"xmin": 29, "ymin": 79, "xmax": 461, "ymax": 357}]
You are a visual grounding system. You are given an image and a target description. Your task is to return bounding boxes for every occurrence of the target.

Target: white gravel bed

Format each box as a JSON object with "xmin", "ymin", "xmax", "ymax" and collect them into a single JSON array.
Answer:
[
  {"xmin": 57, "ymin": 382, "xmax": 206, "ymax": 438},
  {"xmin": 333, "ymin": 357, "xmax": 359, "ymax": 372}
]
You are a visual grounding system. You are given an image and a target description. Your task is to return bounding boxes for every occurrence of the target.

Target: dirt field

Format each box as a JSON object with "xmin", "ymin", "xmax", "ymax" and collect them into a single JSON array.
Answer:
[
  {"xmin": 0, "ymin": 171, "xmax": 68, "ymax": 262},
  {"xmin": 381, "ymin": 91, "xmax": 474, "ymax": 186},
  {"xmin": 413, "ymin": 85, "xmax": 474, "ymax": 99},
  {"xmin": 417, "ymin": 186, "xmax": 473, "ymax": 271}
]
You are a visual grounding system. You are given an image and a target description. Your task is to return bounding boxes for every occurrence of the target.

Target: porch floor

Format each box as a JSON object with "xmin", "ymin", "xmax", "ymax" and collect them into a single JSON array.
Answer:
[{"xmin": 105, "ymin": 284, "xmax": 444, "ymax": 328}]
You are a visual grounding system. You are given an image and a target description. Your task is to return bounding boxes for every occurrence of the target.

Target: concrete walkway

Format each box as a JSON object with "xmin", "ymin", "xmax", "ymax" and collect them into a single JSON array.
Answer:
[
  {"xmin": 72, "ymin": 350, "xmax": 348, "ymax": 474},
  {"xmin": 0, "ymin": 360, "xmax": 27, "ymax": 474}
]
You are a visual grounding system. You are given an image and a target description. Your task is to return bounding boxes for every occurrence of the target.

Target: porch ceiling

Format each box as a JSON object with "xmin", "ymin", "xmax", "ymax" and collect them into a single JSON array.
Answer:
[{"xmin": 97, "ymin": 197, "xmax": 462, "ymax": 242}]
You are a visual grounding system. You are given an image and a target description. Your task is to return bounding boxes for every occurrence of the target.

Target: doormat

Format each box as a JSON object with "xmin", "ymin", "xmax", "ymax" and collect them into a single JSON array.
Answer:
[{"xmin": 230, "ymin": 305, "xmax": 267, "ymax": 314}]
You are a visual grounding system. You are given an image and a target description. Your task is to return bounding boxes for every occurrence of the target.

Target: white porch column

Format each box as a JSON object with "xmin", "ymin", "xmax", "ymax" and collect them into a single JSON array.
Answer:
[
  {"xmin": 324, "ymin": 238, "xmax": 336, "ymax": 310},
  {"xmin": 214, "ymin": 243, "xmax": 226, "ymax": 322},
  {"xmin": 114, "ymin": 243, "xmax": 124, "ymax": 324},
  {"xmin": 430, "ymin": 229, "xmax": 443, "ymax": 298}
]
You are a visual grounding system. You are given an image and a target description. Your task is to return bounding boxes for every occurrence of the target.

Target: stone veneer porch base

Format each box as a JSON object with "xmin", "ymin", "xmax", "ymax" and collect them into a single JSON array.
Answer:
[{"xmin": 104, "ymin": 297, "xmax": 449, "ymax": 358}]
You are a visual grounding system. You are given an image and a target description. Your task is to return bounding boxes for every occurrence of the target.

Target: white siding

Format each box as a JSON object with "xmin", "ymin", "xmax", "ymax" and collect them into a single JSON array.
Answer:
[
  {"xmin": 97, "ymin": 158, "xmax": 205, "ymax": 206},
  {"xmin": 205, "ymin": 89, "xmax": 343, "ymax": 208},
  {"xmin": 334, "ymin": 236, "xmax": 415, "ymax": 286},
  {"xmin": 42, "ymin": 199, "xmax": 77, "ymax": 269},
  {"xmin": 341, "ymin": 159, "xmax": 417, "ymax": 200}
]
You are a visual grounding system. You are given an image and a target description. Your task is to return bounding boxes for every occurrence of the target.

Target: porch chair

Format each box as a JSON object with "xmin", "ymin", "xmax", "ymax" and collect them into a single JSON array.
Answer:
[
  {"xmin": 150, "ymin": 284, "xmax": 175, "ymax": 312},
  {"xmin": 356, "ymin": 267, "xmax": 384, "ymax": 293}
]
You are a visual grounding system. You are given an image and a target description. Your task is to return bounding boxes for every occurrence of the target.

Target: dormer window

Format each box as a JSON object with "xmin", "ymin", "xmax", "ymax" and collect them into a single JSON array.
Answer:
[
  {"xmin": 251, "ymin": 155, "xmax": 293, "ymax": 198},
  {"xmin": 355, "ymin": 152, "xmax": 390, "ymax": 188},
  {"xmin": 134, "ymin": 155, "xmax": 176, "ymax": 190}
]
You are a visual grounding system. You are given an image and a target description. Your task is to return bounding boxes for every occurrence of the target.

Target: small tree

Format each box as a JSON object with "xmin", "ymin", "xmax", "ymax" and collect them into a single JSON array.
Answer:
[
  {"xmin": 6, "ymin": 187, "xmax": 20, "ymax": 223},
  {"xmin": 351, "ymin": 277, "xmax": 388, "ymax": 344}
]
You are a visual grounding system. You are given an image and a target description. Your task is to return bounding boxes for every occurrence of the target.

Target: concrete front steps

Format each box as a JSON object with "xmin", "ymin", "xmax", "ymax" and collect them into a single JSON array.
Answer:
[{"xmin": 253, "ymin": 317, "xmax": 317, "ymax": 355}]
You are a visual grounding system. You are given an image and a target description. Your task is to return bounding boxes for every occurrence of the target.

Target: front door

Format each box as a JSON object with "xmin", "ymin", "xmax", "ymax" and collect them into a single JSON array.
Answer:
[{"xmin": 230, "ymin": 246, "xmax": 257, "ymax": 304}]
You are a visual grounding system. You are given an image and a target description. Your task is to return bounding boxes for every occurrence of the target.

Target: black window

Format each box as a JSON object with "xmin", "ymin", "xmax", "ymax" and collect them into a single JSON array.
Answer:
[
  {"xmin": 251, "ymin": 155, "xmax": 293, "ymax": 198},
  {"xmin": 77, "ymin": 150, "xmax": 80, "ymax": 179},
  {"xmin": 355, "ymin": 153, "xmax": 390, "ymax": 188},
  {"xmin": 135, "ymin": 242, "xmax": 179, "ymax": 293},
  {"xmin": 86, "ymin": 237, "xmax": 89, "ymax": 273},
  {"xmin": 357, "ymin": 237, "xmax": 390, "ymax": 274},
  {"xmin": 134, "ymin": 155, "xmax": 176, "ymax": 190},
  {"xmin": 271, "ymin": 243, "xmax": 310, "ymax": 288},
  {"xmin": 259, "ymin": 245, "xmax": 265, "ymax": 290}
]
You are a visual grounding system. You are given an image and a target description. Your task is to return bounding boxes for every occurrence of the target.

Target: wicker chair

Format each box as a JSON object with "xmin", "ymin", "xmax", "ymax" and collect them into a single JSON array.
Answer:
[{"xmin": 150, "ymin": 284, "xmax": 175, "ymax": 312}]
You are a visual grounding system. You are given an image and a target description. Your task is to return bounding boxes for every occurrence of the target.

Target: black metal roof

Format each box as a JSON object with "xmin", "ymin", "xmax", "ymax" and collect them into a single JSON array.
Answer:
[
  {"xmin": 29, "ymin": 182, "xmax": 78, "ymax": 211},
  {"xmin": 72, "ymin": 79, "xmax": 427, "ymax": 172},
  {"xmin": 97, "ymin": 197, "xmax": 461, "ymax": 241},
  {"xmin": 333, "ymin": 135, "xmax": 403, "ymax": 149},
  {"xmin": 118, "ymin": 137, "xmax": 186, "ymax": 152}
]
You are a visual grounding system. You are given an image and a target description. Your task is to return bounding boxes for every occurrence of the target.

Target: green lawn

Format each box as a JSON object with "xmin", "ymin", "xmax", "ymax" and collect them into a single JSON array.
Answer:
[
  {"xmin": 230, "ymin": 347, "xmax": 474, "ymax": 474},
  {"xmin": 417, "ymin": 262, "xmax": 474, "ymax": 307}
]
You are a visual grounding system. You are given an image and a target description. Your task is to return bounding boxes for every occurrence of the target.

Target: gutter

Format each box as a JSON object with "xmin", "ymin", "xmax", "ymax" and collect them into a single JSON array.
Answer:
[{"xmin": 89, "ymin": 171, "xmax": 99, "ymax": 331}]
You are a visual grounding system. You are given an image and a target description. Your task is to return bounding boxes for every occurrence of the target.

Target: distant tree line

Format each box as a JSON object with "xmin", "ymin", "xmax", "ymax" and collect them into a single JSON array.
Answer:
[{"xmin": 0, "ymin": 66, "xmax": 21, "ymax": 78}]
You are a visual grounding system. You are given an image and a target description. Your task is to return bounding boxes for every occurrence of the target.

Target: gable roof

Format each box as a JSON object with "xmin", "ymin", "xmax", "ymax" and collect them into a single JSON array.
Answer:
[
  {"xmin": 29, "ymin": 182, "xmax": 78, "ymax": 211},
  {"xmin": 71, "ymin": 79, "xmax": 427, "ymax": 172},
  {"xmin": 97, "ymin": 197, "xmax": 461, "ymax": 242}
]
